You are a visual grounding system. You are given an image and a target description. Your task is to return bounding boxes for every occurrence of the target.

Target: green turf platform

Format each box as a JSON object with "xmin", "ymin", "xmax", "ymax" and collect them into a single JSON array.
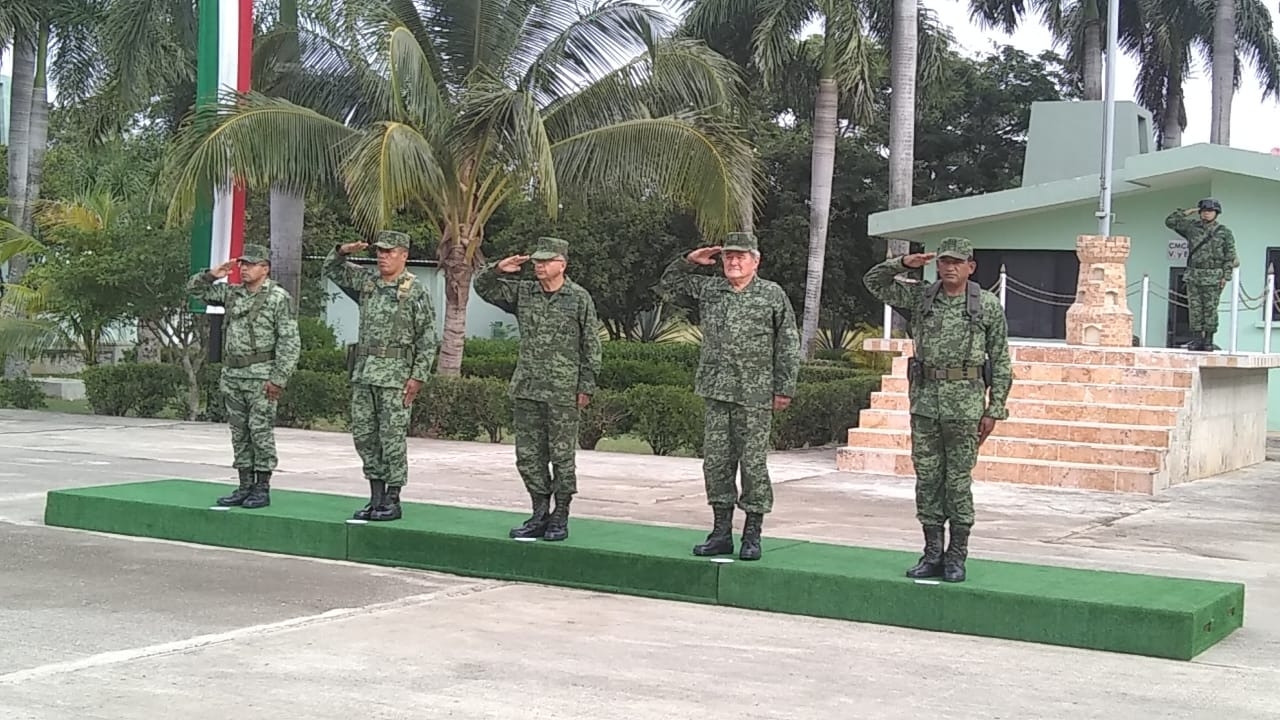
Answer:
[{"xmin": 43, "ymin": 479, "xmax": 1245, "ymax": 660}]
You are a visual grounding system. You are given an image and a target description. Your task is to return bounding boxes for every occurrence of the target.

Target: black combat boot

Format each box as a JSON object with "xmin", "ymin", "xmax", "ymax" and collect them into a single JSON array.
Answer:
[
  {"xmin": 943, "ymin": 525, "xmax": 970, "ymax": 583},
  {"xmin": 543, "ymin": 494, "xmax": 572, "ymax": 542},
  {"xmin": 353, "ymin": 480, "xmax": 385, "ymax": 520},
  {"xmin": 692, "ymin": 506, "xmax": 735, "ymax": 556},
  {"xmin": 905, "ymin": 525, "xmax": 945, "ymax": 578},
  {"xmin": 241, "ymin": 471, "xmax": 272, "ymax": 509},
  {"xmin": 510, "ymin": 494, "xmax": 551, "ymax": 539},
  {"xmin": 739, "ymin": 512, "xmax": 764, "ymax": 561},
  {"xmin": 370, "ymin": 485, "xmax": 402, "ymax": 521},
  {"xmin": 217, "ymin": 468, "xmax": 255, "ymax": 506}
]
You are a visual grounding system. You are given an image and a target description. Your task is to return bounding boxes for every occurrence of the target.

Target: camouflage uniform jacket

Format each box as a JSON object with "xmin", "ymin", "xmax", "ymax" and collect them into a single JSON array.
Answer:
[
  {"xmin": 863, "ymin": 257, "xmax": 1012, "ymax": 421},
  {"xmin": 473, "ymin": 262, "xmax": 602, "ymax": 406},
  {"xmin": 1165, "ymin": 210, "xmax": 1239, "ymax": 284},
  {"xmin": 186, "ymin": 272, "xmax": 301, "ymax": 388},
  {"xmin": 322, "ymin": 246, "xmax": 438, "ymax": 389},
  {"xmin": 658, "ymin": 257, "xmax": 801, "ymax": 409}
]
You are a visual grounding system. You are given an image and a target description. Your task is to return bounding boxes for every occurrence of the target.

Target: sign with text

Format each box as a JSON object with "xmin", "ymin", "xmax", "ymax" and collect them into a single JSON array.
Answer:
[{"xmin": 1168, "ymin": 237, "xmax": 1188, "ymax": 264}]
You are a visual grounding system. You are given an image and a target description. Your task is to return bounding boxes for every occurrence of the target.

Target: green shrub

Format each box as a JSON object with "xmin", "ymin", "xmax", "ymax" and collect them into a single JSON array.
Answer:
[
  {"xmin": 276, "ymin": 371, "xmax": 350, "ymax": 429},
  {"xmin": 602, "ymin": 341, "xmax": 702, "ymax": 370},
  {"xmin": 463, "ymin": 338, "xmax": 520, "ymax": 357},
  {"xmin": 0, "ymin": 378, "xmax": 47, "ymax": 409},
  {"xmin": 772, "ymin": 375, "xmax": 881, "ymax": 450},
  {"xmin": 578, "ymin": 390, "xmax": 630, "ymax": 450},
  {"xmin": 299, "ymin": 348, "xmax": 347, "ymax": 374},
  {"xmin": 623, "ymin": 384, "xmax": 704, "ymax": 456},
  {"xmin": 597, "ymin": 360, "xmax": 692, "ymax": 390},
  {"xmin": 82, "ymin": 362, "xmax": 185, "ymax": 417},
  {"xmin": 411, "ymin": 376, "xmax": 512, "ymax": 442},
  {"xmin": 460, "ymin": 355, "xmax": 518, "ymax": 380},
  {"xmin": 298, "ymin": 316, "xmax": 339, "ymax": 351},
  {"xmin": 198, "ymin": 362, "xmax": 226, "ymax": 422},
  {"xmin": 797, "ymin": 364, "xmax": 868, "ymax": 384}
]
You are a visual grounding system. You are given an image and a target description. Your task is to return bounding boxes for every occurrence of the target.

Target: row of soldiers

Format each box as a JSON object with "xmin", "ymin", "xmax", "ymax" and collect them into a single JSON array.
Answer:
[{"xmin": 189, "ymin": 230, "xmax": 1018, "ymax": 581}]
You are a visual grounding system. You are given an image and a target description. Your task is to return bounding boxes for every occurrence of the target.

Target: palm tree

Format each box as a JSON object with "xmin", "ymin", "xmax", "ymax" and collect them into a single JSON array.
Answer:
[{"xmin": 165, "ymin": 0, "xmax": 759, "ymax": 376}]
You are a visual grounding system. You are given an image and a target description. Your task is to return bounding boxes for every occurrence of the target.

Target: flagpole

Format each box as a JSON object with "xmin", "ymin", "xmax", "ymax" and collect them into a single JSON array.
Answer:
[{"xmin": 1097, "ymin": 0, "xmax": 1120, "ymax": 238}]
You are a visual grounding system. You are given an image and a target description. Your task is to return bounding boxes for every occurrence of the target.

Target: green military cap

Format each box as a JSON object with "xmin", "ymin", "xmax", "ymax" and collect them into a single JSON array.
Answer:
[
  {"xmin": 373, "ymin": 230, "xmax": 411, "ymax": 250},
  {"xmin": 530, "ymin": 236, "xmax": 569, "ymax": 260},
  {"xmin": 722, "ymin": 232, "xmax": 758, "ymax": 252},
  {"xmin": 237, "ymin": 243, "xmax": 269, "ymax": 264},
  {"xmin": 936, "ymin": 236, "xmax": 974, "ymax": 260}
]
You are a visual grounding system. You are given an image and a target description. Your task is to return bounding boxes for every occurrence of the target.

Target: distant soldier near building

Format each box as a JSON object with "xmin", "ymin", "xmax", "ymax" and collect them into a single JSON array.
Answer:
[
  {"xmin": 187, "ymin": 243, "xmax": 301, "ymax": 509},
  {"xmin": 658, "ymin": 232, "xmax": 801, "ymax": 561},
  {"xmin": 862, "ymin": 237, "xmax": 1012, "ymax": 583},
  {"xmin": 474, "ymin": 237, "xmax": 602, "ymax": 541},
  {"xmin": 1165, "ymin": 199, "xmax": 1239, "ymax": 351},
  {"xmin": 323, "ymin": 231, "xmax": 438, "ymax": 522}
]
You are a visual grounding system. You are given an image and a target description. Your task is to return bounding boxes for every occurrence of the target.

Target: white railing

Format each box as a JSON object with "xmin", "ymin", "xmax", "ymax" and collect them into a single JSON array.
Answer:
[{"xmin": 880, "ymin": 263, "xmax": 1279, "ymax": 352}]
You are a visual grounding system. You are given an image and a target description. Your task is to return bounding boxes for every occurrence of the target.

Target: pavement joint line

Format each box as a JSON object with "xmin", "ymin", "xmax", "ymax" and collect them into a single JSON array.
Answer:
[{"xmin": 0, "ymin": 582, "xmax": 505, "ymax": 686}]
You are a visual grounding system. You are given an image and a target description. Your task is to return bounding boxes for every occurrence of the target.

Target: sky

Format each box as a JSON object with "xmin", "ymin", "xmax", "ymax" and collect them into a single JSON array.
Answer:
[{"xmin": 3, "ymin": 0, "xmax": 1278, "ymax": 153}]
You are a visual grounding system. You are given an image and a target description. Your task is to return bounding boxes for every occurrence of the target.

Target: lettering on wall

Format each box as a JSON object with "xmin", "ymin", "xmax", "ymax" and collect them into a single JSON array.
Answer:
[{"xmin": 1167, "ymin": 236, "xmax": 1188, "ymax": 265}]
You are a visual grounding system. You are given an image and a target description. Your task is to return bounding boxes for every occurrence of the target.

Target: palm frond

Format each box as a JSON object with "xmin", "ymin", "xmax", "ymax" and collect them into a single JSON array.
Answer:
[
  {"xmin": 386, "ymin": 24, "xmax": 448, "ymax": 129},
  {"xmin": 754, "ymin": 0, "xmax": 816, "ymax": 85},
  {"xmin": 0, "ymin": 317, "xmax": 69, "ymax": 359},
  {"xmin": 339, "ymin": 122, "xmax": 454, "ymax": 235}
]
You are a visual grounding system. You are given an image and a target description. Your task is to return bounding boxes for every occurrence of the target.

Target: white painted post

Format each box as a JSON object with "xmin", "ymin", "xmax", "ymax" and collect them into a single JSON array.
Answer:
[
  {"xmin": 1139, "ymin": 273, "xmax": 1149, "ymax": 347},
  {"xmin": 1230, "ymin": 265, "xmax": 1241, "ymax": 353},
  {"xmin": 999, "ymin": 264, "xmax": 1007, "ymax": 308},
  {"xmin": 883, "ymin": 304, "xmax": 891, "ymax": 340},
  {"xmin": 1266, "ymin": 264, "xmax": 1275, "ymax": 354}
]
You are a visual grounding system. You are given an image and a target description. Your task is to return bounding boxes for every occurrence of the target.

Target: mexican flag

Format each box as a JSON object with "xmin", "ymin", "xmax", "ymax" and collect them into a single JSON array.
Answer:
[{"xmin": 188, "ymin": 0, "xmax": 254, "ymax": 314}]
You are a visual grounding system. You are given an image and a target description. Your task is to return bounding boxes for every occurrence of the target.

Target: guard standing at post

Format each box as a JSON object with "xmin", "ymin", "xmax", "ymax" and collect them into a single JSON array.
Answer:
[
  {"xmin": 658, "ymin": 232, "xmax": 801, "ymax": 561},
  {"xmin": 187, "ymin": 243, "xmax": 301, "ymax": 509},
  {"xmin": 323, "ymin": 230, "xmax": 438, "ymax": 522},
  {"xmin": 474, "ymin": 237, "xmax": 602, "ymax": 541},
  {"xmin": 1165, "ymin": 199, "xmax": 1239, "ymax": 351},
  {"xmin": 862, "ymin": 237, "xmax": 1012, "ymax": 582}
]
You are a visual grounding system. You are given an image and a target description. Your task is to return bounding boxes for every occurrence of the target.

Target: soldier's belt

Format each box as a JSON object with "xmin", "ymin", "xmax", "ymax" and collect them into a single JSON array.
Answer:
[
  {"xmin": 223, "ymin": 351, "xmax": 275, "ymax": 369},
  {"xmin": 358, "ymin": 344, "xmax": 411, "ymax": 359},
  {"xmin": 922, "ymin": 366, "xmax": 981, "ymax": 381}
]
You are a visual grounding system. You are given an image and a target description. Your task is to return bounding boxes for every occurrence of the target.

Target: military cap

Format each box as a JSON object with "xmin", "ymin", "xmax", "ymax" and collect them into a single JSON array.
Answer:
[
  {"xmin": 373, "ymin": 230, "xmax": 411, "ymax": 250},
  {"xmin": 936, "ymin": 237, "xmax": 974, "ymax": 260},
  {"xmin": 530, "ymin": 236, "xmax": 569, "ymax": 260},
  {"xmin": 721, "ymin": 232, "xmax": 758, "ymax": 252},
  {"xmin": 237, "ymin": 243, "xmax": 270, "ymax": 264},
  {"xmin": 1198, "ymin": 198, "xmax": 1222, "ymax": 214}
]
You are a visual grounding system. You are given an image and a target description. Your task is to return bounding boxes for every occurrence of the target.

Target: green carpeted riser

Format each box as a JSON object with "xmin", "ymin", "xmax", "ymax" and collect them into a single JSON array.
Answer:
[{"xmin": 42, "ymin": 479, "xmax": 1246, "ymax": 660}]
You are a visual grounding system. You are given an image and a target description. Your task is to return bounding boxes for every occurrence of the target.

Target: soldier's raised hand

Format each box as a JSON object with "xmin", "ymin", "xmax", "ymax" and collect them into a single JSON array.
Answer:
[
  {"xmin": 686, "ymin": 246, "xmax": 722, "ymax": 266},
  {"xmin": 209, "ymin": 259, "xmax": 237, "ymax": 279},
  {"xmin": 902, "ymin": 253, "xmax": 935, "ymax": 269},
  {"xmin": 339, "ymin": 241, "xmax": 369, "ymax": 255},
  {"xmin": 497, "ymin": 255, "xmax": 530, "ymax": 273}
]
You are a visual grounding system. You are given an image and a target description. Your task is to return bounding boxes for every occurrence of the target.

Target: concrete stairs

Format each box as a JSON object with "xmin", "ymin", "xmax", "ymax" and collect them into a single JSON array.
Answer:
[{"xmin": 836, "ymin": 341, "xmax": 1207, "ymax": 494}]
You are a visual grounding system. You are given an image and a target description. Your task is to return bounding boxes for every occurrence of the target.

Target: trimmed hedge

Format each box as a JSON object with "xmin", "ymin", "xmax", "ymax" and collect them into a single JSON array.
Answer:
[{"xmin": 0, "ymin": 378, "xmax": 47, "ymax": 409}]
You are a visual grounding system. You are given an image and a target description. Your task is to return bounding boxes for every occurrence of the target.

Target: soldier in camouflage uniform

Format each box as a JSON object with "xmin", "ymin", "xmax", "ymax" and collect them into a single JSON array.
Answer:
[
  {"xmin": 863, "ymin": 237, "xmax": 1012, "ymax": 582},
  {"xmin": 658, "ymin": 232, "xmax": 801, "ymax": 561},
  {"xmin": 323, "ymin": 231, "xmax": 438, "ymax": 522},
  {"xmin": 474, "ymin": 237, "xmax": 602, "ymax": 541},
  {"xmin": 187, "ymin": 243, "xmax": 301, "ymax": 509},
  {"xmin": 1165, "ymin": 199, "xmax": 1239, "ymax": 351}
]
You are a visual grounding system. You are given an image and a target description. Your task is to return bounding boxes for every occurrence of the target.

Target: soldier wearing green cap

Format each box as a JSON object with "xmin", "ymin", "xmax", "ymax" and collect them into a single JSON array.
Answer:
[
  {"xmin": 324, "ymin": 230, "xmax": 439, "ymax": 522},
  {"xmin": 862, "ymin": 236, "xmax": 1012, "ymax": 583},
  {"xmin": 474, "ymin": 236, "xmax": 602, "ymax": 541},
  {"xmin": 1165, "ymin": 199, "xmax": 1238, "ymax": 350},
  {"xmin": 657, "ymin": 231, "xmax": 801, "ymax": 561},
  {"xmin": 187, "ymin": 242, "xmax": 301, "ymax": 509}
]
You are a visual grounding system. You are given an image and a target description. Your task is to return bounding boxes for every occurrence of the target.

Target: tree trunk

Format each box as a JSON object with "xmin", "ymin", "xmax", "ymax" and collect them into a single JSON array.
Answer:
[
  {"xmin": 269, "ymin": 186, "xmax": 305, "ymax": 310},
  {"xmin": 1082, "ymin": 19, "xmax": 1103, "ymax": 100},
  {"xmin": 1162, "ymin": 84, "xmax": 1184, "ymax": 149},
  {"xmin": 798, "ymin": 77, "xmax": 839, "ymax": 358},
  {"xmin": 4, "ymin": 32, "xmax": 37, "ymax": 380},
  {"xmin": 886, "ymin": 0, "xmax": 919, "ymax": 335},
  {"xmin": 436, "ymin": 239, "xmax": 475, "ymax": 376},
  {"xmin": 20, "ymin": 25, "xmax": 51, "ymax": 233},
  {"xmin": 1209, "ymin": 0, "xmax": 1235, "ymax": 144}
]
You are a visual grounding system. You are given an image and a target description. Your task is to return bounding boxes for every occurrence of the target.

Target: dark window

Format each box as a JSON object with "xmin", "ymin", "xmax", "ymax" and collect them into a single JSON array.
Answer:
[
  {"xmin": 1166, "ymin": 267, "xmax": 1192, "ymax": 348},
  {"xmin": 971, "ymin": 249, "xmax": 1079, "ymax": 340},
  {"xmin": 1266, "ymin": 247, "xmax": 1280, "ymax": 318}
]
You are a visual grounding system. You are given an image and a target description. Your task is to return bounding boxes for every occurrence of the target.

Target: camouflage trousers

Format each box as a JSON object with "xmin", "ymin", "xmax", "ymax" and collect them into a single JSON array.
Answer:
[
  {"xmin": 1186, "ymin": 281, "xmax": 1223, "ymax": 335},
  {"xmin": 220, "ymin": 376, "xmax": 278, "ymax": 471},
  {"xmin": 909, "ymin": 414, "xmax": 979, "ymax": 527},
  {"xmin": 702, "ymin": 399, "xmax": 773, "ymax": 514},
  {"xmin": 350, "ymin": 383, "xmax": 412, "ymax": 488},
  {"xmin": 512, "ymin": 398, "xmax": 579, "ymax": 497}
]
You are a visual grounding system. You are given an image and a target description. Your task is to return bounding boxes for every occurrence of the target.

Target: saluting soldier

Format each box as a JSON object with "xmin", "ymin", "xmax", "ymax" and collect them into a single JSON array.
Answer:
[
  {"xmin": 474, "ymin": 237, "xmax": 602, "ymax": 541},
  {"xmin": 658, "ymin": 232, "xmax": 801, "ymax": 561},
  {"xmin": 1165, "ymin": 199, "xmax": 1239, "ymax": 351},
  {"xmin": 862, "ymin": 237, "xmax": 1012, "ymax": 582},
  {"xmin": 187, "ymin": 243, "xmax": 301, "ymax": 509},
  {"xmin": 323, "ymin": 230, "xmax": 438, "ymax": 522}
]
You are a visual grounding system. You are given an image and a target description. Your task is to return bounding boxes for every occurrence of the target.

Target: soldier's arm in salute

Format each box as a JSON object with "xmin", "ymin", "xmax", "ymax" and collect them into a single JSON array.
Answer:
[
  {"xmin": 577, "ymin": 291, "xmax": 602, "ymax": 406},
  {"xmin": 186, "ymin": 260, "xmax": 236, "ymax": 306},
  {"xmin": 1164, "ymin": 207, "xmax": 1198, "ymax": 238},
  {"xmin": 983, "ymin": 294, "xmax": 1013, "ymax": 423},
  {"xmin": 772, "ymin": 289, "xmax": 801, "ymax": 409},
  {"xmin": 473, "ymin": 256, "xmax": 528, "ymax": 313},
  {"xmin": 322, "ymin": 242, "xmax": 373, "ymax": 294},
  {"xmin": 862, "ymin": 254, "xmax": 929, "ymax": 310},
  {"xmin": 657, "ymin": 248, "xmax": 718, "ymax": 305},
  {"xmin": 269, "ymin": 291, "xmax": 302, "ymax": 390},
  {"xmin": 409, "ymin": 283, "xmax": 439, "ymax": 383}
]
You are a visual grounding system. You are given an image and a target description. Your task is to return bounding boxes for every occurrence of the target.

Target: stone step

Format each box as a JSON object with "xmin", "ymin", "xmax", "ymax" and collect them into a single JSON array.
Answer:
[
  {"xmin": 856, "ymin": 409, "xmax": 1172, "ymax": 447},
  {"xmin": 866, "ymin": 392, "xmax": 1180, "ymax": 426},
  {"xmin": 886, "ymin": 357, "xmax": 1194, "ymax": 388},
  {"xmin": 868, "ymin": 338, "xmax": 1204, "ymax": 369},
  {"xmin": 834, "ymin": 448, "xmax": 1157, "ymax": 493},
  {"xmin": 877, "ymin": 376, "xmax": 1189, "ymax": 407},
  {"xmin": 845, "ymin": 428, "xmax": 1164, "ymax": 470}
]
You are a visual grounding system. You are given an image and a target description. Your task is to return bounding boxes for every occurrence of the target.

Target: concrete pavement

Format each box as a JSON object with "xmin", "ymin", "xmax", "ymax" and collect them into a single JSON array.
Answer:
[{"xmin": 0, "ymin": 409, "xmax": 1276, "ymax": 718}]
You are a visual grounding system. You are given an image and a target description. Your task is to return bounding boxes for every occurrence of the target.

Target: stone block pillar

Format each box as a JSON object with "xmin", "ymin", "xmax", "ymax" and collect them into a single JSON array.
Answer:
[{"xmin": 1066, "ymin": 235, "xmax": 1134, "ymax": 346}]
